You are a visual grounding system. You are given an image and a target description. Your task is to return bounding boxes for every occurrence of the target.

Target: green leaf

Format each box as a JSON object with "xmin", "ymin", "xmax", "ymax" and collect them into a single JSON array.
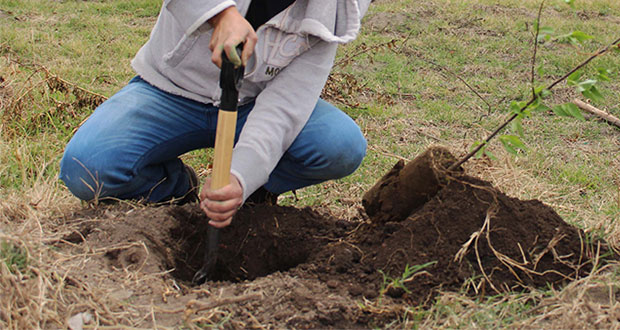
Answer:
[
  {"xmin": 553, "ymin": 103, "xmax": 584, "ymax": 120},
  {"xmin": 511, "ymin": 116, "xmax": 525, "ymax": 138},
  {"xmin": 509, "ymin": 101, "xmax": 520, "ymax": 114},
  {"xmin": 570, "ymin": 31, "xmax": 594, "ymax": 43},
  {"xmin": 484, "ymin": 149, "xmax": 498, "ymax": 160},
  {"xmin": 565, "ymin": 103, "xmax": 585, "ymax": 121},
  {"xmin": 500, "ymin": 135, "xmax": 527, "ymax": 155},
  {"xmin": 503, "ymin": 143, "xmax": 517, "ymax": 155},
  {"xmin": 471, "ymin": 141, "xmax": 486, "ymax": 159},
  {"xmin": 537, "ymin": 26, "xmax": 555, "ymax": 42},
  {"xmin": 538, "ymin": 26, "xmax": 554, "ymax": 35},
  {"xmin": 534, "ymin": 86, "xmax": 552, "ymax": 99},
  {"xmin": 523, "ymin": 100, "xmax": 537, "ymax": 117},
  {"xmin": 552, "ymin": 104, "xmax": 570, "ymax": 117},
  {"xmin": 567, "ymin": 70, "xmax": 582, "ymax": 85},
  {"xmin": 499, "ymin": 136, "xmax": 517, "ymax": 155},
  {"xmin": 582, "ymin": 85, "xmax": 603, "ymax": 102},
  {"xmin": 564, "ymin": 0, "xmax": 575, "ymax": 8},
  {"xmin": 576, "ymin": 79, "xmax": 598, "ymax": 92},
  {"xmin": 504, "ymin": 135, "xmax": 528, "ymax": 149},
  {"xmin": 509, "ymin": 100, "xmax": 527, "ymax": 114},
  {"xmin": 532, "ymin": 103, "xmax": 551, "ymax": 113},
  {"xmin": 556, "ymin": 31, "xmax": 593, "ymax": 46},
  {"xmin": 534, "ymin": 85, "xmax": 545, "ymax": 95},
  {"xmin": 596, "ymin": 67, "xmax": 612, "ymax": 82},
  {"xmin": 474, "ymin": 147, "xmax": 485, "ymax": 159}
]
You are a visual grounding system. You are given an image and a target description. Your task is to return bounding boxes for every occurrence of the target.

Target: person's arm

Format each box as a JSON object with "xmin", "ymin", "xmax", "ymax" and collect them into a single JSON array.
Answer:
[
  {"xmin": 233, "ymin": 40, "xmax": 340, "ymax": 200},
  {"xmin": 165, "ymin": 1, "xmax": 256, "ymax": 68},
  {"xmin": 200, "ymin": 40, "xmax": 339, "ymax": 227},
  {"xmin": 164, "ymin": 0, "xmax": 235, "ymax": 36}
]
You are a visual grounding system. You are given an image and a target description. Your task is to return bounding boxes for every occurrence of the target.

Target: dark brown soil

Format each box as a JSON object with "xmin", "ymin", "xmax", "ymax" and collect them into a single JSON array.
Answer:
[
  {"xmin": 363, "ymin": 146, "xmax": 462, "ymax": 223},
  {"xmin": 55, "ymin": 151, "xmax": 612, "ymax": 328},
  {"xmin": 313, "ymin": 175, "xmax": 602, "ymax": 307}
]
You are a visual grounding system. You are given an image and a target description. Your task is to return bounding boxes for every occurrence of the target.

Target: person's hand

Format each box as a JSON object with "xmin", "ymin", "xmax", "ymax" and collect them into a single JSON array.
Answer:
[
  {"xmin": 199, "ymin": 174, "xmax": 244, "ymax": 228},
  {"xmin": 208, "ymin": 6, "xmax": 257, "ymax": 68}
]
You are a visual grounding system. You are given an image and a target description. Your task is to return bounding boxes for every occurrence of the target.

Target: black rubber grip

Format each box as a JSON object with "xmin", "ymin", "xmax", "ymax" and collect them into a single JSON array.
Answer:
[{"xmin": 219, "ymin": 45, "xmax": 245, "ymax": 111}]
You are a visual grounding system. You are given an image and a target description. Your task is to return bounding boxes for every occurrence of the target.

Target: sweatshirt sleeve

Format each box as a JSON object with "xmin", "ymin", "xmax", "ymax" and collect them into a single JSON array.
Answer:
[
  {"xmin": 230, "ymin": 40, "xmax": 339, "ymax": 201},
  {"xmin": 164, "ymin": 0, "xmax": 235, "ymax": 36}
]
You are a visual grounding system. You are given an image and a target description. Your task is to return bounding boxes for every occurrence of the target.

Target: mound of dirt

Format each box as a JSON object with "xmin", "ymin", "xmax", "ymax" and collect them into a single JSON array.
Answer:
[
  {"xmin": 312, "ymin": 174, "xmax": 603, "ymax": 306},
  {"xmin": 55, "ymin": 149, "xmax": 612, "ymax": 327}
]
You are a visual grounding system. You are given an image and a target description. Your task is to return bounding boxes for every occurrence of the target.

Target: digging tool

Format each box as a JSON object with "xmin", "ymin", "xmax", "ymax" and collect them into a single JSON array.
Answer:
[{"xmin": 192, "ymin": 47, "xmax": 245, "ymax": 285}]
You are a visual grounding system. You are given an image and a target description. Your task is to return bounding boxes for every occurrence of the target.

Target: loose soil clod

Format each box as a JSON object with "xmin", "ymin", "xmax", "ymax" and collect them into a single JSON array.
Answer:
[{"xmin": 362, "ymin": 146, "xmax": 462, "ymax": 224}]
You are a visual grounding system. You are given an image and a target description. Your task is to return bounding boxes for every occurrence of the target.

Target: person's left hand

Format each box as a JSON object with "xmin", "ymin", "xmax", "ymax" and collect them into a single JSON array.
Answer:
[{"xmin": 199, "ymin": 174, "xmax": 244, "ymax": 228}]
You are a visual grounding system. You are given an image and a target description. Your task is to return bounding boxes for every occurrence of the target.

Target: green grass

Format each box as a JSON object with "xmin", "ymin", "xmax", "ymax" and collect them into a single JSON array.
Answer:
[
  {"xmin": 0, "ymin": 0, "xmax": 157, "ymax": 95},
  {"xmin": 0, "ymin": 240, "xmax": 28, "ymax": 274}
]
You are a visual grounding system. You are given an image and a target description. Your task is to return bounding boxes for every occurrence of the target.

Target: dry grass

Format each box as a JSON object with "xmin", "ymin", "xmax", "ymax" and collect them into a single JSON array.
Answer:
[{"xmin": 406, "ymin": 263, "xmax": 620, "ymax": 329}]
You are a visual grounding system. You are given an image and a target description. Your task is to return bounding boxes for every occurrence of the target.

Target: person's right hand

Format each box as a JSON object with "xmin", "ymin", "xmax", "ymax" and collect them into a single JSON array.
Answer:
[
  {"xmin": 208, "ymin": 6, "xmax": 257, "ymax": 68},
  {"xmin": 199, "ymin": 174, "xmax": 244, "ymax": 228}
]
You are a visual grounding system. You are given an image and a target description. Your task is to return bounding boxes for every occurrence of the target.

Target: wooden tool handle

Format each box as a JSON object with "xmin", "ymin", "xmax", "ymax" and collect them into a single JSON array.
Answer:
[{"xmin": 211, "ymin": 110, "xmax": 238, "ymax": 190}]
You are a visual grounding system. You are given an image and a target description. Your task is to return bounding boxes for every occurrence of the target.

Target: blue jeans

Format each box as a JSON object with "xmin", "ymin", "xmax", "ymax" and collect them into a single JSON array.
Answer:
[{"xmin": 59, "ymin": 77, "xmax": 366, "ymax": 202}]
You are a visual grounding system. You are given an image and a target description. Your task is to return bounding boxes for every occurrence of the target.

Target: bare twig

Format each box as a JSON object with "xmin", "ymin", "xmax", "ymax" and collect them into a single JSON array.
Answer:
[
  {"xmin": 6, "ymin": 53, "xmax": 107, "ymax": 102},
  {"xmin": 531, "ymin": 1, "xmax": 546, "ymax": 99},
  {"xmin": 334, "ymin": 39, "xmax": 398, "ymax": 68},
  {"xmin": 407, "ymin": 49, "xmax": 494, "ymax": 114},
  {"xmin": 573, "ymin": 99, "xmax": 620, "ymax": 128},
  {"xmin": 448, "ymin": 68, "xmax": 494, "ymax": 115},
  {"xmin": 159, "ymin": 292, "xmax": 263, "ymax": 315}
]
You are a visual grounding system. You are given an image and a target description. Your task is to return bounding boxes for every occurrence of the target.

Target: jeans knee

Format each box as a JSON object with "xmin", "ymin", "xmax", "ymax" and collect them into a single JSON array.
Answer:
[
  {"xmin": 60, "ymin": 144, "xmax": 120, "ymax": 201},
  {"xmin": 60, "ymin": 150, "xmax": 96, "ymax": 200},
  {"xmin": 341, "ymin": 134, "xmax": 367, "ymax": 176},
  {"xmin": 323, "ymin": 129, "xmax": 367, "ymax": 179}
]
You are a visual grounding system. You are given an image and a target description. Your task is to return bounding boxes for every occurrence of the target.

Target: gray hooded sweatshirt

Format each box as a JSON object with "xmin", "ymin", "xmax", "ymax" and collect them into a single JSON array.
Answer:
[{"xmin": 131, "ymin": 0, "xmax": 371, "ymax": 200}]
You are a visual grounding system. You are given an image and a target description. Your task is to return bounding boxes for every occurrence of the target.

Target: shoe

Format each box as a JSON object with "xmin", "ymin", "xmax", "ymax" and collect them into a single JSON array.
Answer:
[
  {"xmin": 177, "ymin": 164, "xmax": 199, "ymax": 205},
  {"xmin": 245, "ymin": 187, "xmax": 279, "ymax": 206}
]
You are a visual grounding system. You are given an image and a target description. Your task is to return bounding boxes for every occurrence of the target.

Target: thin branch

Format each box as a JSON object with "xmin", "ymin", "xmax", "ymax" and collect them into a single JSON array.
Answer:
[
  {"xmin": 449, "ymin": 35, "xmax": 620, "ymax": 171},
  {"xmin": 7, "ymin": 54, "xmax": 107, "ymax": 102},
  {"xmin": 334, "ymin": 39, "xmax": 398, "ymax": 68},
  {"xmin": 158, "ymin": 292, "xmax": 263, "ymax": 315},
  {"xmin": 546, "ymin": 36, "xmax": 620, "ymax": 90},
  {"xmin": 408, "ymin": 50, "xmax": 493, "ymax": 114},
  {"xmin": 573, "ymin": 99, "xmax": 620, "ymax": 128},
  {"xmin": 450, "ymin": 68, "xmax": 494, "ymax": 114},
  {"xmin": 40, "ymin": 66, "xmax": 108, "ymax": 101},
  {"xmin": 531, "ymin": 1, "xmax": 546, "ymax": 99}
]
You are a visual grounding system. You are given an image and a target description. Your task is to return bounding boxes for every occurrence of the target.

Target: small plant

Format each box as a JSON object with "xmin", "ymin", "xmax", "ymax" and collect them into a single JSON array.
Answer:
[
  {"xmin": 451, "ymin": 0, "xmax": 620, "ymax": 167},
  {"xmin": 378, "ymin": 261, "xmax": 437, "ymax": 297},
  {"xmin": 194, "ymin": 311, "xmax": 232, "ymax": 329},
  {"xmin": 0, "ymin": 240, "xmax": 29, "ymax": 274}
]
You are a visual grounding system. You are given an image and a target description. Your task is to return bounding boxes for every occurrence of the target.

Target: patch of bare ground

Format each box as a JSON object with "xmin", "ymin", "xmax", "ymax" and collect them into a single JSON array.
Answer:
[
  {"xmin": 363, "ymin": 11, "xmax": 416, "ymax": 36},
  {"xmin": 575, "ymin": 8, "xmax": 620, "ymax": 24},
  {"xmin": 473, "ymin": 3, "xmax": 538, "ymax": 19},
  {"xmin": 2, "ymin": 148, "xmax": 614, "ymax": 328}
]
